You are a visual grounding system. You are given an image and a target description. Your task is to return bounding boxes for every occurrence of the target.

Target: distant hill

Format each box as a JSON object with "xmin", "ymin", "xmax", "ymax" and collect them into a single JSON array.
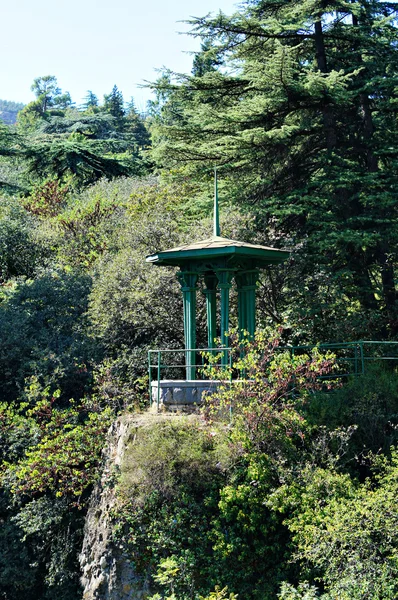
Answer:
[{"xmin": 0, "ymin": 99, "xmax": 25, "ymax": 125}]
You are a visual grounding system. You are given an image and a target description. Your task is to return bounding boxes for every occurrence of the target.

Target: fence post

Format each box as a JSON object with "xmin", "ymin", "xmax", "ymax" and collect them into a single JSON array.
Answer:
[
  {"xmin": 360, "ymin": 342, "xmax": 365, "ymax": 375},
  {"xmin": 148, "ymin": 351, "xmax": 152, "ymax": 407},
  {"xmin": 354, "ymin": 344, "xmax": 358, "ymax": 375},
  {"xmin": 157, "ymin": 351, "xmax": 161, "ymax": 412}
]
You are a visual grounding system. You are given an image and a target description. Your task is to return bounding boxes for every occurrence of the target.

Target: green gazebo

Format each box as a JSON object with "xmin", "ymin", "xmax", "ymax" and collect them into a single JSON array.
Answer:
[{"xmin": 146, "ymin": 174, "xmax": 289, "ymax": 381}]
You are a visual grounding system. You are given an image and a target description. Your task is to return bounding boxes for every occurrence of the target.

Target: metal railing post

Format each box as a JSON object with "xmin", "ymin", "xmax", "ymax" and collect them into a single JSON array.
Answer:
[
  {"xmin": 354, "ymin": 344, "xmax": 358, "ymax": 375},
  {"xmin": 147, "ymin": 343, "xmax": 398, "ymax": 401},
  {"xmin": 148, "ymin": 350, "xmax": 152, "ymax": 407},
  {"xmin": 157, "ymin": 350, "xmax": 161, "ymax": 411},
  {"xmin": 360, "ymin": 342, "xmax": 365, "ymax": 375}
]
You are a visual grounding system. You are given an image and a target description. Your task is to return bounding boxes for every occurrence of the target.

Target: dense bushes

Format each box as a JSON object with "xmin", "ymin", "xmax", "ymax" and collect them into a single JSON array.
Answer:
[
  {"xmin": 0, "ymin": 196, "xmax": 52, "ymax": 282},
  {"xmin": 0, "ymin": 270, "xmax": 93, "ymax": 402},
  {"xmin": 285, "ymin": 452, "xmax": 398, "ymax": 599},
  {"xmin": 1, "ymin": 171, "xmax": 398, "ymax": 599},
  {"xmin": 116, "ymin": 416, "xmax": 232, "ymax": 598},
  {"xmin": 0, "ymin": 175, "xmax": 228, "ymax": 598},
  {"xmin": 305, "ymin": 364, "xmax": 398, "ymax": 457},
  {"xmin": 109, "ymin": 335, "xmax": 398, "ymax": 600},
  {"xmin": 111, "ymin": 336, "xmax": 335, "ymax": 599}
]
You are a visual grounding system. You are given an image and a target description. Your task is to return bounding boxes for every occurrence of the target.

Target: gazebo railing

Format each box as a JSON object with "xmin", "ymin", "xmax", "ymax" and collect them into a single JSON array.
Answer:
[{"xmin": 148, "ymin": 347, "xmax": 233, "ymax": 407}]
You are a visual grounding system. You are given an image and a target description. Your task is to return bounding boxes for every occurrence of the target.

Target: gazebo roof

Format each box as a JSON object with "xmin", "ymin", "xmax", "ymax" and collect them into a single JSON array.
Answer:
[
  {"xmin": 146, "ymin": 235, "xmax": 289, "ymax": 267},
  {"xmin": 146, "ymin": 170, "xmax": 290, "ymax": 269}
]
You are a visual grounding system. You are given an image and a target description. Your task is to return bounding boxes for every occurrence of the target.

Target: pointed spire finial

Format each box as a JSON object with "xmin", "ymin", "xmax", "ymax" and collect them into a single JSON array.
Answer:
[{"xmin": 214, "ymin": 166, "xmax": 220, "ymax": 237}]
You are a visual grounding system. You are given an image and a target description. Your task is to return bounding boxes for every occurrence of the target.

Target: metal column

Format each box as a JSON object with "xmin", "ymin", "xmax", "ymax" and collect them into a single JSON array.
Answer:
[
  {"xmin": 203, "ymin": 273, "xmax": 218, "ymax": 349},
  {"xmin": 177, "ymin": 271, "xmax": 199, "ymax": 379},
  {"xmin": 215, "ymin": 269, "xmax": 234, "ymax": 365}
]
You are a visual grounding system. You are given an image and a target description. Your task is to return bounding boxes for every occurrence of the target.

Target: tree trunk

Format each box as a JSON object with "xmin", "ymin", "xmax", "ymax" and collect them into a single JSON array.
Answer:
[
  {"xmin": 351, "ymin": 264, "xmax": 379, "ymax": 312},
  {"xmin": 351, "ymin": 11, "xmax": 396, "ymax": 318},
  {"xmin": 314, "ymin": 20, "xmax": 337, "ymax": 151},
  {"xmin": 380, "ymin": 251, "xmax": 396, "ymax": 310}
]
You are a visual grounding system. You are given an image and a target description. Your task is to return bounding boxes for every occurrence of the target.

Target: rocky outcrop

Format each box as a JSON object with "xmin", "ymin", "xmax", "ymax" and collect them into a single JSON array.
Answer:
[
  {"xmin": 80, "ymin": 410, "xmax": 198, "ymax": 599},
  {"xmin": 79, "ymin": 415, "xmax": 149, "ymax": 600}
]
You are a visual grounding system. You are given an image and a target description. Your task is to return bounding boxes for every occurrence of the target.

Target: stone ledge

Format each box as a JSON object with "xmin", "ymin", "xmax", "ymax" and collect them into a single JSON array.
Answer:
[{"xmin": 151, "ymin": 379, "xmax": 226, "ymax": 406}]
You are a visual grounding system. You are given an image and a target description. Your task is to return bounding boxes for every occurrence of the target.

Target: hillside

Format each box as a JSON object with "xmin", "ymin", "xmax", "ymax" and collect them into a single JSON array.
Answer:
[{"xmin": 0, "ymin": 99, "xmax": 25, "ymax": 124}]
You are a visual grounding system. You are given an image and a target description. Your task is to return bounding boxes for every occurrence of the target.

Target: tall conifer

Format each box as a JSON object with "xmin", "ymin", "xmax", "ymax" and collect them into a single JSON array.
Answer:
[{"xmin": 152, "ymin": 0, "xmax": 398, "ymax": 337}]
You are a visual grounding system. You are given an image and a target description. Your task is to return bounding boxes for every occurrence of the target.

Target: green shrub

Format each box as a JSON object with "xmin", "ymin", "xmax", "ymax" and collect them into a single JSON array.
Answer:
[
  {"xmin": 285, "ymin": 450, "xmax": 398, "ymax": 600},
  {"xmin": 305, "ymin": 364, "xmax": 398, "ymax": 456},
  {"xmin": 0, "ymin": 196, "xmax": 51, "ymax": 282},
  {"xmin": 113, "ymin": 334, "xmax": 340, "ymax": 600},
  {"xmin": 115, "ymin": 416, "xmax": 230, "ymax": 599},
  {"xmin": 120, "ymin": 416, "xmax": 228, "ymax": 502},
  {"xmin": 278, "ymin": 582, "xmax": 322, "ymax": 599},
  {"xmin": 0, "ymin": 269, "xmax": 94, "ymax": 402}
]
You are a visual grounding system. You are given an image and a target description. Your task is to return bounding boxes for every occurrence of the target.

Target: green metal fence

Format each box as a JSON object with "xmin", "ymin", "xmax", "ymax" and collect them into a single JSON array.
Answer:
[
  {"xmin": 148, "ymin": 347, "xmax": 232, "ymax": 409},
  {"xmin": 289, "ymin": 341, "xmax": 398, "ymax": 378},
  {"xmin": 288, "ymin": 341, "xmax": 365, "ymax": 379},
  {"xmin": 148, "ymin": 341, "xmax": 398, "ymax": 407}
]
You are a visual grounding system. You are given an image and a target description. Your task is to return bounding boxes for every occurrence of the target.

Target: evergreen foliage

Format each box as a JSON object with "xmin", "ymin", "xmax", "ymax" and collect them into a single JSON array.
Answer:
[
  {"xmin": 0, "ymin": 4, "xmax": 397, "ymax": 598},
  {"xmin": 103, "ymin": 85, "xmax": 125, "ymax": 129},
  {"xmin": 151, "ymin": 0, "xmax": 398, "ymax": 339},
  {"xmin": 0, "ymin": 270, "xmax": 93, "ymax": 402},
  {"xmin": 1, "ymin": 75, "xmax": 153, "ymax": 189},
  {"xmin": 24, "ymin": 139, "xmax": 133, "ymax": 187},
  {"xmin": 125, "ymin": 98, "xmax": 151, "ymax": 148},
  {"xmin": 36, "ymin": 113, "xmax": 120, "ymax": 139},
  {"xmin": 80, "ymin": 90, "xmax": 99, "ymax": 112},
  {"xmin": 0, "ymin": 196, "xmax": 50, "ymax": 281}
]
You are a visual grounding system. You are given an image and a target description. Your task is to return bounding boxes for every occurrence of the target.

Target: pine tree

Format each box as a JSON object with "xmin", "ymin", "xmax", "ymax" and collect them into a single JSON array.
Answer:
[
  {"xmin": 30, "ymin": 75, "xmax": 61, "ymax": 113},
  {"xmin": 103, "ymin": 85, "xmax": 125, "ymax": 129},
  {"xmin": 23, "ymin": 139, "xmax": 132, "ymax": 187},
  {"xmin": 0, "ymin": 123, "xmax": 21, "ymax": 190},
  {"xmin": 151, "ymin": 0, "xmax": 398, "ymax": 338},
  {"xmin": 125, "ymin": 98, "xmax": 151, "ymax": 149},
  {"xmin": 37, "ymin": 113, "xmax": 121, "ymax": 140},
  {"xmin": 191, "ymin": 38, "xmax": 221, "ymax": 76},
  {"xmin": 81, "ymin": 90, "xmax": 99, "ymax": 112},
  {"xmin": 18, "ymin": 76, "xmax": 73, "ymax": 133}
]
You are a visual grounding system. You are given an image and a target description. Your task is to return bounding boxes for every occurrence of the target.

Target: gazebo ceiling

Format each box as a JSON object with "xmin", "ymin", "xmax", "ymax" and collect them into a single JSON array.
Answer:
[{"xmin": 146, "ymin": 235, "xmax": 289, "ymax": 267}]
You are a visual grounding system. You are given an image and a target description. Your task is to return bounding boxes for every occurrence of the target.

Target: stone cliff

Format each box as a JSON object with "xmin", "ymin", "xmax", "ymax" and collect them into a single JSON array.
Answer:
[
  {"xmin": 79, "ymin": 411, "xmax": 190, "ymax": 600},
  {"xmin": 80, "ymin": 415, "xmax": 147, "ymax": 600}
]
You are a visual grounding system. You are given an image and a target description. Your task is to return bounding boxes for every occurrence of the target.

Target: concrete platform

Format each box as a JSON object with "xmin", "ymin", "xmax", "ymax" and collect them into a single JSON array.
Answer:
[{"xmin": 151, "ymin": 379, "xmax": 225, "ymax": 409}]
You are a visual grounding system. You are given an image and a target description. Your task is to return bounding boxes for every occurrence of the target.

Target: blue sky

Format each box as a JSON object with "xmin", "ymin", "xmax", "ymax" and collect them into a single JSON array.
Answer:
[{"xmin": 2, "ymin": 0, "xmax": 238, "ymax": 111}]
